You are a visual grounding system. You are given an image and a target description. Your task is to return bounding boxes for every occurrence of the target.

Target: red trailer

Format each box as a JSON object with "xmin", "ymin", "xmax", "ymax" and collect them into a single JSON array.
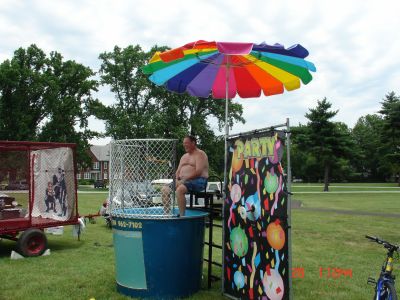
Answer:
[{"xmin": 0, "ymin": 141, "xmax": 79, "ymax": 257}]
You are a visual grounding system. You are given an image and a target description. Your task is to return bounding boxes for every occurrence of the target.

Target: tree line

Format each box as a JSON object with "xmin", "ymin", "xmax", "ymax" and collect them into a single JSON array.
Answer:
[
  {"xmin": 291, "ymin": 95, "xmax": 400, "ymax": 189},
  {"xmin": 0, "ymin": 44, "xmax": 243, "ymax": 173},
  {"xmin": 0, "ymin": 44, "xmax": 399, "ymax": 185}
]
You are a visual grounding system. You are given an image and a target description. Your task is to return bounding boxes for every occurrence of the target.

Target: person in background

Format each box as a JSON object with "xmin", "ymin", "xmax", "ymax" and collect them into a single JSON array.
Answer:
[
  {"xmin": 45, "ymin": 181, "xmax": 56, "ymax": 213},
  {"xmin": 53, "ymin": 167, "xmax": 67, "ymax": 217}
]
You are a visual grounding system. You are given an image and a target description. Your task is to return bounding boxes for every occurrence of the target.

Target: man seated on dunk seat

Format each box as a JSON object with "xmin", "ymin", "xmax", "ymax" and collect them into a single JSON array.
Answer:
[{"xmin": 163, "ymin": 135, "xmax": 209, "ymax": 216}]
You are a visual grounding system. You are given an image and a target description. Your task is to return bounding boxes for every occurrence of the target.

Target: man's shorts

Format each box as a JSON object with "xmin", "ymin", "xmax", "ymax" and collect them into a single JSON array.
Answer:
[{"xmin": 183, "ymin": 177, "xmax": 207, "ymax": 193}]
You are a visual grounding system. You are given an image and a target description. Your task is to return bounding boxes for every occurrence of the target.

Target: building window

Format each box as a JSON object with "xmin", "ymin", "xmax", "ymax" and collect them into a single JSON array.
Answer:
[
  {"xmin": 77, "ymin": 173, "xmax": 81, "ymax": 179},
  {"xmin": 93, "ymin": 162, "xmax": 99, "ymax": 170},
  {"xmin": 104, "ymin": 172, "xmax": 108, "ymax": 179},
  {"xmin": 104, "ymin": 162, "xmax": 108, "ymax": 169},
  {"xmin": 84, "ymin": 172, "xmax": 91, "ymax": 179}
]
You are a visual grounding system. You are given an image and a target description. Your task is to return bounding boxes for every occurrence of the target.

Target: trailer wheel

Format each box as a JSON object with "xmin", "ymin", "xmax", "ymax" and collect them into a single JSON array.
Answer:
[{"xmin": 17, "ymin": 229, "xmax": 47, "ymax": 257}]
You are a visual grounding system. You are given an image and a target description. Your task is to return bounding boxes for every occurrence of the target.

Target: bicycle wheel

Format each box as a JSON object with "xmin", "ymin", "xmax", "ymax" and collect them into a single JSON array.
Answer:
[{"xmin": 375, "ymin": 281, "xmax": 398, "ymax": 300}]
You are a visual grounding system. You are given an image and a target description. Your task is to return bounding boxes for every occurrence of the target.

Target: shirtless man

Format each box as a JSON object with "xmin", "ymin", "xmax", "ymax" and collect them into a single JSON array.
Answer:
[{"xmin": 163, "ymin": 135, "xmax": 209, "ymax": 216}]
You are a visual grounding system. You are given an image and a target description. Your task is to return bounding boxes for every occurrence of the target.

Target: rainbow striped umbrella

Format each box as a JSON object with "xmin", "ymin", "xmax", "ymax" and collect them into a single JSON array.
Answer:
[
  {"xmin": 142, "ymin": 40, "xmax": 316, "ymax": 100},
  {"xmin": 142, "ymin": 40, "xmax": 316, "ymax": 183}
]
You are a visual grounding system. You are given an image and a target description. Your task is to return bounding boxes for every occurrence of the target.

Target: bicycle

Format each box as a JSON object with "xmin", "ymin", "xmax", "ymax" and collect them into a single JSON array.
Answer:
[{"xmin": 366, "ymin": 235, "xmax": 399, "ymax": 300}]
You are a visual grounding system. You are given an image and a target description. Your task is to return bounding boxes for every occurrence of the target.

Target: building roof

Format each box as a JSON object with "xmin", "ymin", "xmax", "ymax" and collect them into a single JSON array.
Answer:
[{"xmin": 90, "ymin": 144, "xmax": 110, "ymax": 161}]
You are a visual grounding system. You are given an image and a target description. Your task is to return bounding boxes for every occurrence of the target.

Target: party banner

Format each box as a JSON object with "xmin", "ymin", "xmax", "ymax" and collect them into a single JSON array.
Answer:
[{"xmin": 224, "ymin": 131, "xmax": 289, "ymax": 300}]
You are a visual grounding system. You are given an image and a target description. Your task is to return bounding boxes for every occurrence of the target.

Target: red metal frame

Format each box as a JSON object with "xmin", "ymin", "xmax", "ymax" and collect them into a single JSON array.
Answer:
[{"xmin": 0, "ymin": 141, "xmax": 79, "ymax": 237}]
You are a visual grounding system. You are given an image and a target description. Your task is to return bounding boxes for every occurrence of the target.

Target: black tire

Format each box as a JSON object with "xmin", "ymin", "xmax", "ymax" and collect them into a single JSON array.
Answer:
[
  {"xmin": 375, "ymin": 281, "xmax": 398, "ymax": 300},
  {"xmin": 385, "ymin": 282, "xmax": 398, "ymax": 300},
  {"xmin": 17, "ymin": 228, "xmax": 47, "ymax": 257}
]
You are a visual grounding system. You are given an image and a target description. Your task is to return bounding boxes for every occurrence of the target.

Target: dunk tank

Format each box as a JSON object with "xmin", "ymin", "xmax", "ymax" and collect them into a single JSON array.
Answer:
[
  {"xmin": 223, "ymin": 123, "xmax": 292, "ymax": 300},
  {"xmin": 109, "ymin": 139, "xmax": 208, "ymax": 298},
  {"xmin": 0, "ymin": 141, "xmax": 79, "ymax": 256}
]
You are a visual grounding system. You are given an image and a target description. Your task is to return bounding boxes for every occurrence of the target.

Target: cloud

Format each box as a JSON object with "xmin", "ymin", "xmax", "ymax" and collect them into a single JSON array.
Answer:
[{"xmin": 1, "ymin": 0, "xmax": 400, "ymax": 145}]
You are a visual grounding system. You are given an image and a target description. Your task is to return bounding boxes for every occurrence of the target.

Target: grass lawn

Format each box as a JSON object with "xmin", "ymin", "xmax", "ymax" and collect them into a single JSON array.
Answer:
[
  {"xmin": 291, "ymin": 210, "xmax": 399, "ymax": 299},
  {"xmin": 294, "ymin": 182, "xmax": 398, "ymax": 186},
  {"xmin": 292, "ymin": 182, "xmax": 400, "ymax": 192},
  {"xmin": 294, "ymin": 193, "xmax": 400, "ymax": 214},
  {"xmin": 78, "ymin": 185, "xmax": 109, "ymax": 192},
  {"xmin": 0, "ymin": 185, "xmax": 399, "ymax": 299}
]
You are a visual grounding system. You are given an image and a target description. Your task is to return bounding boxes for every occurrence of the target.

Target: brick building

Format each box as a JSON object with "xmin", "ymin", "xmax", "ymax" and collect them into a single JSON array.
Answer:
[{"xmin": 77, "ymin": 144, "xmax": 110, "ymax": 182}]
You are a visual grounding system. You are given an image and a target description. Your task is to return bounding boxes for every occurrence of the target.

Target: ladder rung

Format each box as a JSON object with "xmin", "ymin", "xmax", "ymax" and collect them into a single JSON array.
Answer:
[
  {"xmin": 204, "ymin": 242, "xmax": 222, "ymax": 249},
  {"xmin": 203, "ymin": 259, "xmax": 222, "ymax": 267}
]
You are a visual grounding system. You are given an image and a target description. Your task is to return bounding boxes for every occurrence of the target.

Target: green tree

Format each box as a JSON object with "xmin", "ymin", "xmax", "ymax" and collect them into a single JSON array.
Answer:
[
  {"xmin": 298, "ymin": 98, "xmax": 354, "ymax": 191},
  {"xmin": 352, "ymin": 114, "xmax": 384, "ymax": 181},
  {"xmin": 92, "ymin": 44, "xmax": 244, "ymax": 175},
  {"xmin": 378, "ymin": 92, "xmax": 400, "ymax": 185},
  {"xmin": 38, "ymin": 52, "xmax": 99, "ymax": 167},
  {"xmin": 94, "ymin": 45, "xmax": 159, "ymax": 139},
  {"xmin": 291, "ymin": 125, "xmax": 320, "ymax": 182},
  {"xmin": 329, "ymin": 122, "xmax": 360, "ymax": 182},
  {"xmin": 0, "ymin": 45, "xmax": 51, "ymax": 140},
  {"xmin": 0, "ymin": 45, "xmax": 98, "ymax": 167}
]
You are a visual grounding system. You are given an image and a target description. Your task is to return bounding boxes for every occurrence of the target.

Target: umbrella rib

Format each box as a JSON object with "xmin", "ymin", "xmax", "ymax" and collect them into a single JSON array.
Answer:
[{"xmin": 196, "ymin": 52, "xmax": 269, "ymax": 68}]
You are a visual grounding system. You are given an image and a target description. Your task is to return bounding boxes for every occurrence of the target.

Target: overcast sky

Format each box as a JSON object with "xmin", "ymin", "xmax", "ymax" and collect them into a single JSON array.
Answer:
[{"xmin": 1, "ymin": 0, "xmax": 399, "ymax": 145}]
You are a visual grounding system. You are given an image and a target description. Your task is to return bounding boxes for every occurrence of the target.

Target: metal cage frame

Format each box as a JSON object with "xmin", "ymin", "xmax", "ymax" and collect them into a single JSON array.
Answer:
[
  {"xmin": 0, "ymin": 141, "xmax": 79, "ymax": 235},
  {"xmin": 109, "ymin": 139, "xmax": 178, "ymax": 219}
]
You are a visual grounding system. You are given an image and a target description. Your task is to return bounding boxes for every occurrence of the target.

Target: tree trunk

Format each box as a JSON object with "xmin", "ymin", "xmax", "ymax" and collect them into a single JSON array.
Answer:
[
  {"xmin": 398, "ymin": 172, "xmax": 400, "ymax": 187},
  {"xmin": 323, "ymin": 164, "xmax": 330, "ymax": 192}
]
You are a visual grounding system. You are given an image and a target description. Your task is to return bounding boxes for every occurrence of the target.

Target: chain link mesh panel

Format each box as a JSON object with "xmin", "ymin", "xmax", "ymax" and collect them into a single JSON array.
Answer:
[{"xmin": 109, "ymin": 139, "xmax": 177, "ymax": 219}]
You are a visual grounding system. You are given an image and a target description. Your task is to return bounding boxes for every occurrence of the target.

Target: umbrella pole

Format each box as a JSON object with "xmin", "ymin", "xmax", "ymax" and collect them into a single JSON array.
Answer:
[
  {"xmin": 223, "ymin": 56, "xmax": 230, "ymax": 198},
  {"xmin": 221, "ymin": 55, "xmax": 230, "ymax": 295}
]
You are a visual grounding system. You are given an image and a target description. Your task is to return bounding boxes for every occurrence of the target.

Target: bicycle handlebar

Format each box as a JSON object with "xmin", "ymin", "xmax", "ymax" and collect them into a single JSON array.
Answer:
[
  {"xmin": 366, "ymin": 235, "xmax": 380, "ymax": 242},
  {"xmin": 365, "ymin": 235, "xmax": 400, "ymax": 251}
]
